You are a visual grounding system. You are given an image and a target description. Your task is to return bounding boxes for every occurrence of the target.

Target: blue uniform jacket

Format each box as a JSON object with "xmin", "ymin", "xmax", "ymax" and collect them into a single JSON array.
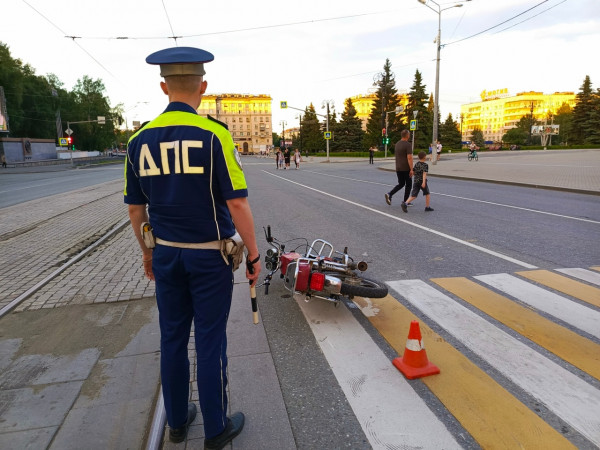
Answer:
[{"xmin": 124, "ymin": 102, "xmax": 247, "ymax": 243}]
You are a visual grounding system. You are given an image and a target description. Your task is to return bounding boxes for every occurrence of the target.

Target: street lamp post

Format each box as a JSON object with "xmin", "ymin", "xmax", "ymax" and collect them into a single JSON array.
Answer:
[
  {"xmin": 279, "ymin": 120, "xmax": 287, "ymax": 149},
  {"xmin": 417, "ymin": 0, "xmax": 470, "ymax": 165},
  {"xmin": 322, "ymin": 100, "xmax": 334, "ymax": 162},
  {"xmin": 412, "ymin": 110, "xmax": 419, "ymax": 155},
  {"xmin": 296, "ymin": 114, "xmax": 303, "ymax": 155},
  {"xmin": 373, "ymin": 73, "xmax": 387, "ymax": 154},
  {"xmin": 385, "ymin": 106, "xmax": 404, "ymax": 158}
]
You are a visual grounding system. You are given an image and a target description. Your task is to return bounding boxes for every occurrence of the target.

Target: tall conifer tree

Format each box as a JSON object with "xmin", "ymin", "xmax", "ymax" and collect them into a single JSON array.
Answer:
[
  {"xmin": 365, "ymin": 59, "xmax": 402, "ymax": 150},
  {"xmin": 335, "ymin": 98, "xmax": 365, "ymax": 152},
  {"xmin": 404, "ymin": 70, "xmax": 432, "ymax": 149},
  {"xmin": 571, "ymin": 75, "xmax": 594, "ymax": 144}
]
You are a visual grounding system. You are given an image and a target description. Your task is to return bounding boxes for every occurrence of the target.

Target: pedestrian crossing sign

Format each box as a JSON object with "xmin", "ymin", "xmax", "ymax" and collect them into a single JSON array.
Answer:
[
  {"xmin": 280, "ymin": 101, "xmax": 287, "ymax": 109},
  {"xmin": 324, "ymin": 131, "xmax": 332, "ymax": 140},
  {"xmin": 59, "ymin": 138, "xmax": 68, "ymax": 146},
  {"xmin": 410, "ymin": 120, "xmax": 417, "ymax": 131}
]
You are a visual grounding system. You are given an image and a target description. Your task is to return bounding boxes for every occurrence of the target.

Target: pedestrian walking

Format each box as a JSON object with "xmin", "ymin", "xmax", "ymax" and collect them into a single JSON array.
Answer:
[
  {"xmin": 275, "ymin": 148, "xmax": 282, "ymax": 169},
  {"xmin": 402, "ymin": 151, "xmax": 434, "ymax": 213},
  {"xmin": 284, "ymin": 147, "xmax": 291, "ymax": 169},
  {"xmin": 124, "ymin": 46, "xmax": 261, "ymax": 448},
  {"xmin": 436, "ymin": 140, "xmax": 442, "ymax": 161},
  {"xmin": 384, "ymin": 129, "xmax": 414, "ymax": 206},
  {"xmin": 1, "ymin": 154, "xmax": 6, "ymax": 168},
  {"xmin": 369, "ymin": 145, "xmax": 376, "ymax": 164},
  {"xmin": 294, "ymin": 148, "xmax": 301, "ymax": 169}
]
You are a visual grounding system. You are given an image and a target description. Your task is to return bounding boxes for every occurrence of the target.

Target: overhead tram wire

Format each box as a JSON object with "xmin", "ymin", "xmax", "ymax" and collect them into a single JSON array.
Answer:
[
  {"xmin": 492, "ymin": 0, "xmax": 568, "ymax": 35},
  {"xmin": 444, "ymin": 0, "xmax": 553, "ymax": 46},
  {"xmin": 20, "ymin": 0, "xmax": 118, "ymax": 80},
  {"xmin": 52, "ymin": 9, "xmax": 407, "ymax": 41},
  {"xmin": 161, "ymin": 0, "xmax": 180, "ymax": 45}
]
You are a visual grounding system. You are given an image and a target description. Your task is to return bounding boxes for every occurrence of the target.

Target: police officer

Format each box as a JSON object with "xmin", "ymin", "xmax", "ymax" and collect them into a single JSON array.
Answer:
[{"xmin": 124, "ymin": 46, "xmax": 261, "ymax": 448}]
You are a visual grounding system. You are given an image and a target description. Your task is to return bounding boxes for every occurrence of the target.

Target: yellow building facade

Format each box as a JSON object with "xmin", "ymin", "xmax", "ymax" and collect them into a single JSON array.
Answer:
[
  {"xmin": 460, "ymin": 89, "xmax": 575, "ymax": 143},
  {"xmin": 350, "ymin": 93, "xmax": 410, "ymax": 131},
  {"xmin": 197, "ymin": 94, "xmax": 273, "ymax": 153}
]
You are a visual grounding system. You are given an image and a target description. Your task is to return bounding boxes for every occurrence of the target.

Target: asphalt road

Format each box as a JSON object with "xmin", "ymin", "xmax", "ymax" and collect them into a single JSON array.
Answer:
[
  {"xmin": 245, "ymin": 159, "xmax": 599, "ymax": 278},
  {"xmin": 0, "ymin": 163, "xmax": 124, "ymax": 208}
]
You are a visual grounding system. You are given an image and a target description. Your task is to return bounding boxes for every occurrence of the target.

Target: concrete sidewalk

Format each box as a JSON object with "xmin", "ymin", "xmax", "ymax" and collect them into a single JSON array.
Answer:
[
  {"xmin": 375, "ymin": 148, "xmax": 599, "ymax": 195},
  {"xmin": 159, "ymin": 267, "xmax": 296, "ymax": 450},
  {"xmin": 309, "ymin": 148, "xmax": 600, "ymax": 194}
]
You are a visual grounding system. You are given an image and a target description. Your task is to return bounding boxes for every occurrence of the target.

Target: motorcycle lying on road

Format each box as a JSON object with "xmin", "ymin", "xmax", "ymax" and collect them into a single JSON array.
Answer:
[{"xmin": 258, "ymin": 226, "xmax": 388, "ymax": 304}]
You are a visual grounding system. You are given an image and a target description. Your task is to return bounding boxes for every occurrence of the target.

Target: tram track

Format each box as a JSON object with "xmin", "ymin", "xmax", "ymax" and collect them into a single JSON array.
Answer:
[
  {"xmin": 0, "ymin": 218, "xmax": 130, "ymax": 318},
  {"xmin": 0, "ymin": 181, "xmax": 123, "ymax": 241}
]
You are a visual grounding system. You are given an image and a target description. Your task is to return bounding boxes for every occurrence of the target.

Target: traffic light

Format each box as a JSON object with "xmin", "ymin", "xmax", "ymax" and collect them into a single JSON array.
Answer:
[
  {"xmin": 382, "ymin": 137, "xmax": 390, "ymax": 145},
  {"xmin": 67, "ymin": 136, "xmax": 73, "ymax": 150}
]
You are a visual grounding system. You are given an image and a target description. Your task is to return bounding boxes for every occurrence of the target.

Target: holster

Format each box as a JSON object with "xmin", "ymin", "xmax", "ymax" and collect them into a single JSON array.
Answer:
[
  {"xmin": 222, "ymin": 231, "xmax": 245, "ymax": 271},
  {"xmin": 140, "ymin": 222, "xmax": 156, "ymax": 249}
]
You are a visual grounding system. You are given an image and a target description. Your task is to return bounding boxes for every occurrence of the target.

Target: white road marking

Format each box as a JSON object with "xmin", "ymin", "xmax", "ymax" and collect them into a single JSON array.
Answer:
[
  {"xmin": 294, "ymin": 294, "xmax": 461, "ymax": 450},
  {"xmin": 556, "ymin": 268, "xmax": 600, "ymax": 286},
  {"xmin": 475, "ymin": 273, "xmax": 600, "ymax": 340},
  {"xmin": 387, "ymin": 279, "xmax": 600, "ymax": 447},
  {"xmin": 264, "ymin": 170, "xmax": 538, "ymax": 269},
  {"xmin": 303, "ymin": 170, "xmax": 600, "ymax": 225}
]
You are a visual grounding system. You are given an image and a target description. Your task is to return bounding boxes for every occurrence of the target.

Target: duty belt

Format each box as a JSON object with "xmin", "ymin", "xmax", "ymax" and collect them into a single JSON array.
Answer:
[{"xmin": 155, "ymin": 238, "xmax": 222, "ymax": 250}]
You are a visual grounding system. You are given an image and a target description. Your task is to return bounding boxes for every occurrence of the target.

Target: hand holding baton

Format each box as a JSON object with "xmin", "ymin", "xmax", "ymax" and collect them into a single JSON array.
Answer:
[{"xmin": 246, "ymin": 253, "xmax": 261, "ymax": 324}]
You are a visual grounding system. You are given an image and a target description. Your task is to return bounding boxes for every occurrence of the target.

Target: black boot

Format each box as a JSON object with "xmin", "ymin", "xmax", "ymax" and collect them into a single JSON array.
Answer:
[
  {"xmin": 204, "ymin": 412, "xmax": 245, "ymax": 450},
  {"xmin": 169, "ymin": 403, "xmax": 197, "ymax": 443}
]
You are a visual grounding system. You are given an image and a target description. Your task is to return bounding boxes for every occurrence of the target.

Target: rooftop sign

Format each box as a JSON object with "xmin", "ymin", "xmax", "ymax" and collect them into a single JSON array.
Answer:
[{"xmin": 480, "ymin": 88, "xmax": 509, "ymax": 101}]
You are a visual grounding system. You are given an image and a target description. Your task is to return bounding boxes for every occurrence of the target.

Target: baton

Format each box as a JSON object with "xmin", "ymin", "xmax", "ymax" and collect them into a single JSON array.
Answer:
[{"xmin": 246, "ymin": 254, "xmax": 261, "ymax": 324}]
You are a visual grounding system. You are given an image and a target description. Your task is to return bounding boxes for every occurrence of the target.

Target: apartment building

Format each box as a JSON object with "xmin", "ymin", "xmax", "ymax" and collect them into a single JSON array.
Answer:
[
  {"xmin": 197, "ymin": 94, "xmax": 273, "ymax": 153},
  {"xmin": 460, "ymin": 89, "xmax": 575, "ymax": 143}
]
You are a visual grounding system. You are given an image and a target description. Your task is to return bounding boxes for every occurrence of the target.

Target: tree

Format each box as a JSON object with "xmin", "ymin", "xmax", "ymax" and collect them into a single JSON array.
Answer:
[
  {"xmin": 553, "ymin": 102, "xmax": 573, "ymax": 145},
  {"xmin": 328, "ymin": 110, "xmax": 340, "ymax": 151},
  {"xmin": 571, "ymin": 75, "xmax": 595, "ymax": 144},
  {"xmin": 588, "ymin": 88, "xmax": 600, "ymax": 144},
  {"xmin": 272, "ymin": 132, "xmax": 281, "ymax": 148},
  {"xmin": 404, "ymin": 70, "xmax": 432, "ymax": 150},
  {"xmin": 333, "ymin": 98, "xmax": 366, "ymax": 152},
  {"xmin": 502, "ymin": 127, "xmax": 528, "ymax": 146},
  {"xmin": 299, "ymin": 104, "xmax": 324, "ymax": 152},
  {"xmin": 470, "ymin": 128, "xmax": 485, "ymax": 148},
  {"xmin": 439, "ymin": 113, "xmax": 461, "ymax": 149},
  {"xmin": 365, "ymin": 59, "xmax": 403, "ymax": 150},
  {"xmin": 0, "ymin": 41, "xmax": 119, "ymax": 150}
]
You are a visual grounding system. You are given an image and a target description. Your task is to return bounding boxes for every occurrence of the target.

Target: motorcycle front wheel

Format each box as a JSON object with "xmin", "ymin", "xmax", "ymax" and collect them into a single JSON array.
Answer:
[{"xmin": 339, "ymin": 277, "xmax": 388, "ymax": 298}]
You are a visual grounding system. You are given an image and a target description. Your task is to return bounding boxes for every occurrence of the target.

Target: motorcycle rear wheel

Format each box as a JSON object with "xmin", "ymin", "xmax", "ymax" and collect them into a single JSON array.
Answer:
[{"xmin": 339, "ymin": 277, "xmax": 388, "ymax": 298}]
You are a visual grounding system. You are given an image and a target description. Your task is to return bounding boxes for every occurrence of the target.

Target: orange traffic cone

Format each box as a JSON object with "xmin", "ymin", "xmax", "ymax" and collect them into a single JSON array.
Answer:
[{"xmin": 393, "ymin": 320, "xmax": 440, "ymax": 379}]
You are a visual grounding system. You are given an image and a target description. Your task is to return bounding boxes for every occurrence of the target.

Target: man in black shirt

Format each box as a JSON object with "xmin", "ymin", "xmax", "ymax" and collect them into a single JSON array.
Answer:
[{"xmin": 384, "ymin": 130, "xmax": 413, "ymax": 207}]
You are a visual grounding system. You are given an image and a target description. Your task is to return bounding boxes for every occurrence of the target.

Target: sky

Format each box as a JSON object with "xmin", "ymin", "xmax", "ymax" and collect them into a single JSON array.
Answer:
[{"xmin": 2, "ymin": 0, "xmax": 599, "ymax": 132}]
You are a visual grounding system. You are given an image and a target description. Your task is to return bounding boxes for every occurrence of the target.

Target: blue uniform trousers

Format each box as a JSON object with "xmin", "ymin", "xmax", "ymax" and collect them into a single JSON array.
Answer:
[{"xmin": 153, "ymin": 245, "xmax": 233, "ymax": 439}]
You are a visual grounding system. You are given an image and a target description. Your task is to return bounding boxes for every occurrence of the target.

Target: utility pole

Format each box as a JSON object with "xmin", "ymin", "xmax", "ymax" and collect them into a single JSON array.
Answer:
[
  {"xmin": 279, "ymin": 120, "xmax": 287, "ymax": 149},
  {"xmin": 529, "ymin": 101, "xmax": 534, "ymax": 145}
]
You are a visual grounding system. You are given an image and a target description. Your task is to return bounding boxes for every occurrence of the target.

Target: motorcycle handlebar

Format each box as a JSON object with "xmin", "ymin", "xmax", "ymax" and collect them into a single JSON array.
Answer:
[{"xmin": 266, "ymin": 225, "xmax": 273, "ymax": 243}]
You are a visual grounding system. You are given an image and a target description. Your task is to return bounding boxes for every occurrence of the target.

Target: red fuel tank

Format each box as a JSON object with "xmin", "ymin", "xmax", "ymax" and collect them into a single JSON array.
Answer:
[{"xmin": 280, "ymin": 252, "xmax": 302, "ymax": 274}]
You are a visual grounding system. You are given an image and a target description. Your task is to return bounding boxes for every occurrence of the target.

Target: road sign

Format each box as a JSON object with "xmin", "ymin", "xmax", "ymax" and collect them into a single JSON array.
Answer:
[
  {"xmin": 65, "ymin": 128, "xmax": 73, "ymax": 135},
  {"xmin": 324, "ymin": 131, "xmax": 332, "ymax": 140},
  {"xmin": 280, "ymin": 101, "xmax": 287, "ymax": 109},
  {"xmin": 410, "ymin": 120, "xmax": 417, "ymax": 131},
  {"xmin": 59, "ymin": 138, "xmax": 68, "ymax": 146},
  {"xmin": 97, "ymin": 116, "xmax": 106, "ymax": 125}
]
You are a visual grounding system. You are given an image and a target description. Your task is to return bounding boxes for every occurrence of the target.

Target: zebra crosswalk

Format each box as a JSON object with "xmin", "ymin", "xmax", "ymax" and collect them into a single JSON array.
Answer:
[{"xmin": 299, "ymin": 266, "xmax": 600, "ymax": 449}]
